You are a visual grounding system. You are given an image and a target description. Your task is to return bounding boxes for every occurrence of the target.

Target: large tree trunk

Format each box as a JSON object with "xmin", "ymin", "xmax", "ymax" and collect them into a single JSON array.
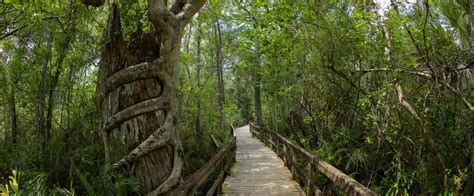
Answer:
[
  {"xmin": 96, "ymin": 1, "xmax": 206, "ymax": 194},
  {"xmin": 214, "ymin": 17, "xmax": 225, "ymax": 133}
]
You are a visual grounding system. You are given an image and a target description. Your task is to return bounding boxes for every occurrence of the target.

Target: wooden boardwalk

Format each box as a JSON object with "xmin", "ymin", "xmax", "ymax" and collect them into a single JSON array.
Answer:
[{"xmin": 221, "ymin": 125, "xmax": 305, "ymax": 196}]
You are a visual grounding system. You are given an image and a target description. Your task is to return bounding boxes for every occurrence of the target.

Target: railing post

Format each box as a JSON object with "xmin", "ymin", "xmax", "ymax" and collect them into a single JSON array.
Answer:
[
  {"xmin": 273, "ymin": 135, "xmax": 277, "ymax": 151},
  {"xmin": 276, "ymin": 137, "xmax": 280, "ymax": 156},
  {"xmin": 229, "ymin": 123, "xmax": 234, "ymax": 138},
  {"xmin": 290, "ymin": 148, "xmax": 296, "ymax": 180},
  {"xmin": 270, "ymin": 133, "xmax": 275, "ymax": 150},
  {"xmin": 267, "ymin": 132, "xmax": 270, "ymax": 146},
  {"xmin": 282, "ymin": 144, "xmax": 287, "ymax": 166},
  {"xmin": 265, "ymin": 131, "xmax": 269, "ymax": 145}
]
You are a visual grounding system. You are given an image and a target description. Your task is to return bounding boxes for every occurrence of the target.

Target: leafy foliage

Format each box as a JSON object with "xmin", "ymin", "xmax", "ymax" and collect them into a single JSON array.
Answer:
[{"xmin": 0, "ymin": 0, "xmax": 472, "ymax": 194}]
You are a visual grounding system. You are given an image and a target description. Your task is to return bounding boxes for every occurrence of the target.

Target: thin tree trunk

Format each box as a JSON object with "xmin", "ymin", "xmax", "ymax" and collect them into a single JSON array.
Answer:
[
  {"xmin": 2, "ymin": 62, "xmax": 18, "ymax": 145},
  {"xmin": 9, "ymin": 85, "xmax": 17, "ymax": 145},
  {"xmin": 38, "ymin": 66, "xmax": 46, "ymax": 138},
  {"xmin": 253, "ymin": 55, "xmax": 262, "ymax": 126},
  {"xmin": 195, "ymin": 21, "xmax": 202, "ymax": 137},
  {"xmin": 253, "ymin": 75, "xmax": 262, "ymax": 126},
  {"xmin": 45, "ymin": 36, "xmax": 71, "ymax": 140},
  {"xmin": 63, "ymin": 61, "xmax": 74, "ymax": 152},
  {"xmin": 462, "ymin": 1, "xmax": 473, "ymax": 48},
  {"xmin": 214, "ymin": 17, "xmax": 225, "ymax": 133},
  {"xmin": 242, "ymin": 6, "xmax": 263, "ymax": 126},
  {"xmin": 38, "ymin": 38, "xmax": 52, "ymax": 139},
  {"xmin": 44, "ymin": 0, "xmax": 74, "ymax": 140}
]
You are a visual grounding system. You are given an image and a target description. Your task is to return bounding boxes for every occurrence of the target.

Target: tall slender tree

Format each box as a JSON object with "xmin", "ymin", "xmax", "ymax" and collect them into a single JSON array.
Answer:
[
  {"xmin": 214, "ymin": 16, "xmax": 226, "ymax": 132},
  {"xmin": 195, "ymin": 20, "xmax": 203, "ymax": 137}
]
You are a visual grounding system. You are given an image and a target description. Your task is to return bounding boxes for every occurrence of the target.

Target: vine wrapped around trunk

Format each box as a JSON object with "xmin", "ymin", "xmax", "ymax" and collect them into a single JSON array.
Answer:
[{"xmin": 96, "ymin": 1, "xmax": 206, "ymax": 194}]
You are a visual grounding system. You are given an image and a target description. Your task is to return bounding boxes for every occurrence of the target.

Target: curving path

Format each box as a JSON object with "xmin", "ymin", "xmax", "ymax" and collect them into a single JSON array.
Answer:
[{"xmin": 221, "ymin": 125, "xmax": 305, "ymax": 196}]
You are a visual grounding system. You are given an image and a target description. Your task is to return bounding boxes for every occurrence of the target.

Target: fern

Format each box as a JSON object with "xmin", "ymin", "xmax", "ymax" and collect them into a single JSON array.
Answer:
[{"xmin": 72, "ymin": 164, "xmax": 95, "ymax": 195}]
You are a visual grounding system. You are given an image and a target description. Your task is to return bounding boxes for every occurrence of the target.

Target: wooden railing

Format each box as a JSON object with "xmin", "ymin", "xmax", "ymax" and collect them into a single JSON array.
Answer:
[
  {"xmin": 249, "ymin": 123, "xmax": 376, "ymax": 196},
  {"xmin": 168, "ymin": 126, "xmax": 236, "ymax": 195}
]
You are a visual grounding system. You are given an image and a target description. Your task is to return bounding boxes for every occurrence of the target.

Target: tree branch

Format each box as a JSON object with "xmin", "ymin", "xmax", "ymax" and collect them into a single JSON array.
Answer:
[
  {"xmin": 147, "ymin": 0, "xmax": 176, "ymax": 35},
  {"xmin": 111, "ymin": 112, "xmax": 175, "ymax": 170},
  {"xmin": 444, "ymin": 82, "xmax": 474, "ymax": 112},
  {"xmin": 81, "ymin": 0, "xmax": 104, "ymax": 7},
  {"xmin": 176, "ymin": 0, "xmax": 207, "ymax": 21},
  {"xmin": 396, "ymin": 83, "xmax": 422, "ymax": 122},
  {"xmin": 352, "ymin": 68, "xmax": 433, "ymax": 79},
  {"xmin": 102, "ymin": 97, "xmax": 170, "ymax": 133},
  {"xmin": 98, "ymin": 60, "xmax": 165, "ymax": 100},
  {"xmin": 171, "ymin": 0, "xmax": 186, "ymax": 14},
  {"xmin": 0, "ymin": 25, "xmax": 26, "ymax": 40},
  {"xmin": 357, "ymin": 69, "xmax": 472, "ymax": 112},
  {"xmin": 396, "ymin": 82, "xmax": 448, "ymax": 187}
]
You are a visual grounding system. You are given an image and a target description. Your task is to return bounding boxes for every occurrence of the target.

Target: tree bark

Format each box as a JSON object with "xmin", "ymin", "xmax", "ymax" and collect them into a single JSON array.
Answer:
[
  {"xmin": 45, "ymin": 34, "xmax": 72, "ymax": 140},
  {"xmin": 1, "ymin": 57, "xmax": 18, "ymax": 145},
  {"xmin": 463, "ymin": 1, "xmax": 473, "ymax": 48},
  {"xmin": 239, "ymin": 4, "xmax": 263, "ymax": 126},
  {"xmin": 214, "ymin": 17, "xmax": 226, "ymax": 133},
  {"xmin": 236, "ymin": 81, "xmax": 252, "ymax": 123},
  {"xmin": 8, "ymin": 84, "xmax": 17, "ymax": 145},
  {"xmin": 195, "ymin": 21, "xmax": 202, "ymax": 137},
  {"xmin": 38, "ymin": 37, "xmax": 52, "ymax": 139},
  {"xmin": 38, "ymin": 62, "xmax": 46, "ymax": 139},
  {"xmin": 96, "ymin": 1, "xmax": 206, "ymax": 194},
  {"xmin": 253, "ymin": 55, "xmax": 262, "ymax": 126}
]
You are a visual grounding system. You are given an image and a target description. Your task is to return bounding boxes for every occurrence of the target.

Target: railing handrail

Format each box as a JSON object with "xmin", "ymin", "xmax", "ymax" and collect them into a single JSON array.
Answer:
[
  {"xmin": 249, "ymin": 123, "xmax": 376, "ymax": 196},
  {"xmin": 230, "ymin": 121, "xmax": 236, "ymax": 137},
  {"xmin": 168, "ymin": 136, "xmax": 236, "ymax": 195}
]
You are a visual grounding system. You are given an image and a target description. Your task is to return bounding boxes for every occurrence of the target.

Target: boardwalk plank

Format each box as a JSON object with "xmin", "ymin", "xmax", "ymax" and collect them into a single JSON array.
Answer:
[{"xmin": 221, "ymin": 125, "xmax": 305, "ymax": 195}]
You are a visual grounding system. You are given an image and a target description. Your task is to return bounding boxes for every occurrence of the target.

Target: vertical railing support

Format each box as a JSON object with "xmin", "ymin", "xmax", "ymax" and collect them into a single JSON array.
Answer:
[
  {"xmin": 276, "ymin": 138, "xmax": 281, "ymax": 157},
  {"xmin": 290, "ymin": 148, "xmax": 296, "ymax": 180}
]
